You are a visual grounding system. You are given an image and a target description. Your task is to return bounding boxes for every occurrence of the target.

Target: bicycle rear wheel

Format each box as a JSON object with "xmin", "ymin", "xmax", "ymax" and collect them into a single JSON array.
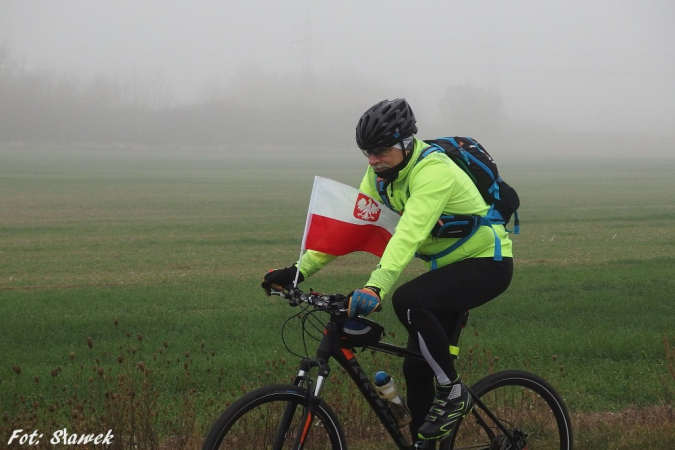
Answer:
[
  {"xmin": 447, "ymin": 370, "xmax": 573, "ymax": 450},
  {"xmin": 202, "ymin": 384, "xmax": 347, "ymax": 450}
]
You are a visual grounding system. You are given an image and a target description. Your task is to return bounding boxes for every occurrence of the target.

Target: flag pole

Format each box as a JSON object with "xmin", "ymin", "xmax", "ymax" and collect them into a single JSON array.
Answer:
[{"xmin": 294, "ymin": 176, "xmax": 321, "ymax": 287}]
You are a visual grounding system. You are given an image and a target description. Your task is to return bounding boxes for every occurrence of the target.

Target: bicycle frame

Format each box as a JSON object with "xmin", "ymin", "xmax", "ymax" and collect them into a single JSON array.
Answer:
[
  {"xmin": 291, "ymin": 319, "xmax": 420, "ymax": 449},
  {"xmin": 290, "ymin": 315, "xmax": 522, "ymax": 450}
]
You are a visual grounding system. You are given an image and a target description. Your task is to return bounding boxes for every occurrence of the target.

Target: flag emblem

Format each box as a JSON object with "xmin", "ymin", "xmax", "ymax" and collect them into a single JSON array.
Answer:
[{"xmin": 354, "ymin": 194, "xmax": 381, "ymax": 222}]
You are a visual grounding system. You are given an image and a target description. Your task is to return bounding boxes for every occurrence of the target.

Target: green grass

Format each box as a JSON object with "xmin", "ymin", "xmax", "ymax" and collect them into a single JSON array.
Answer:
[{"xmin": 1, "ymin": 145, "xmax": 674, "ymax": 448}]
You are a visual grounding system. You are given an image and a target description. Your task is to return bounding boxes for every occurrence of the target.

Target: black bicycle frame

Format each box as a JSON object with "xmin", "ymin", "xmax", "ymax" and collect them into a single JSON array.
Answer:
[
  {"xmin": 289, "ymin": 319, "xmax": 423, "ymax": 450},
  {"xmin": 290, "ymin": 313, "xmax": 520, "ymax": 450}
]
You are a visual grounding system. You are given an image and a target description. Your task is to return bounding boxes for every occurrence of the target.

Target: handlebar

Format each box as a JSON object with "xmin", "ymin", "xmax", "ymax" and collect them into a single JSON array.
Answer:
[{"xmin": 270, "ymin": 287, "xmax": 349, "ymax": 314}]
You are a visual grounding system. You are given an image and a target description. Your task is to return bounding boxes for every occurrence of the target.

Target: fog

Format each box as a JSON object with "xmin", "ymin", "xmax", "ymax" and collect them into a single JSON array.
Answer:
[{"xmin": 1, "ymin": 0, "xmax": 674, "ymax": 151}]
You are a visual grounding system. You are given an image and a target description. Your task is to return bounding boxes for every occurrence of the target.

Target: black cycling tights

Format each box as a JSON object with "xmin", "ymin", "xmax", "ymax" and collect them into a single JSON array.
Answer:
[{"xmin": 392, "ymin": 257, "xmax": 513, "ymax": 437}]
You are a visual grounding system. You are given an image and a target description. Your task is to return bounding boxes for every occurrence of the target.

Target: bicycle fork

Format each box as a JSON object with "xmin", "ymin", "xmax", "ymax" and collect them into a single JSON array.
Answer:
[{"xmin": 275, "ymin": 358, "xmax": 331, "ymax": 450}]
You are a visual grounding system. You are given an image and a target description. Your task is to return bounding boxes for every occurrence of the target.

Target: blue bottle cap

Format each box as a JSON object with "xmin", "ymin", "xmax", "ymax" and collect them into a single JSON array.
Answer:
[{"xmin": 374, "ymin": 371, "xmax": 391, "ymax": 385}]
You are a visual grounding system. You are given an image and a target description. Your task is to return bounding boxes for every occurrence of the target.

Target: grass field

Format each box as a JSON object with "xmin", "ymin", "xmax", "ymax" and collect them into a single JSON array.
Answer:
[{"xmin": 1, "ymin": 144, "xmax": 674, "ymax": 448}]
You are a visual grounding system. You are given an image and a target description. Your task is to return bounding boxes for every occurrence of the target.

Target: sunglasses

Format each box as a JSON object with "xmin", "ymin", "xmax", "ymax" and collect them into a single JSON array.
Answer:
[{"xmin": 361, "ymin": 147, "xmax": 393, "ymax": 157}]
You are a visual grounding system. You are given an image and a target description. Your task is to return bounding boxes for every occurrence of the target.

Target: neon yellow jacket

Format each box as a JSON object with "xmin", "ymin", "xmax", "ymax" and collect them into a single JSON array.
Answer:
[{"xmin": 299, "ymin": 138, "xmax": 513, "ymax": 298}]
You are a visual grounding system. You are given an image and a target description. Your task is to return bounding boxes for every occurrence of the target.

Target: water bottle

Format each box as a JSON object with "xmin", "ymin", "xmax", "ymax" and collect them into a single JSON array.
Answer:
[{"xmin": 374, "ymin": 371, "xmax": 412, "ymax": 428}]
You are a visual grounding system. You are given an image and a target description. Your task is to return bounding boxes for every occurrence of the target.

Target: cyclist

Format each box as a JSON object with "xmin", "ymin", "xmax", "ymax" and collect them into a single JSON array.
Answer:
[{"xmin": 262, "ymin": 98, "xmax": 513, "ymax": 442}]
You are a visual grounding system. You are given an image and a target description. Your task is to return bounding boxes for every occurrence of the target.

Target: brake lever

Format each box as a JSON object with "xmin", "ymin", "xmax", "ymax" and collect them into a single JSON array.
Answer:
[
  {"xmin": 286, "ymin": 286, "xmax": 304, "ymax": 307},
  {"xmin": 266, "ymin": 288, "xmax": 298, "ymax": 308}
]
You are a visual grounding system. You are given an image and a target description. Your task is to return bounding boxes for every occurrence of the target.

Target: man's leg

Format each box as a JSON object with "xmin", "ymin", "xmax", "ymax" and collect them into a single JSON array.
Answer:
[
  {"xmin": 402, "ymin": 351, "xmax": 435, "ymax": 440},
  {"xmin": 392, "ymin": 258, "xmax": 513, "ymax": 439}
]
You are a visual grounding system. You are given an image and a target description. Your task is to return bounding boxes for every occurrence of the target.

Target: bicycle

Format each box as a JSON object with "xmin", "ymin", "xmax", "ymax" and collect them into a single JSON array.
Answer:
[{"xmin": 202, "ymin": 287, "xmax": 573, "ymax": 449}]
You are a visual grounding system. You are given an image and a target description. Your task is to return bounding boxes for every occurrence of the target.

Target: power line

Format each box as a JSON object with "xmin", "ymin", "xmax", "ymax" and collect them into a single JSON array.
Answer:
[{"xmin": 452, "ymin": 65, "xmax": 675, "ymax": 76}]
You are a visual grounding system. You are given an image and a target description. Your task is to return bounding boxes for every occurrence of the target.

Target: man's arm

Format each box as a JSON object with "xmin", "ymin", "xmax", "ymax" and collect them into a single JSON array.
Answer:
[{"xmin": 366, "ymin": 156, "xmax": 457, "ymax": 297}]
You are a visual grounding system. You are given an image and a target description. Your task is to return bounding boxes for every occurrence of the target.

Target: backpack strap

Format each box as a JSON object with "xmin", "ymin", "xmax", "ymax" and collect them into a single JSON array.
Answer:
[
  {"xmin": 484, "ymin": 202, "xmax": 519, "ymax": 235},
  {"xmin": 416, "ymin": 216, "xmax": 503, "ymax": 270},
  {"xmin": 509, "ymin": 211, "xmax": 520, "ymax": 234},
  {"xmin": 375, "ymin": 177, "xmax": 395, "ymax": 211}
]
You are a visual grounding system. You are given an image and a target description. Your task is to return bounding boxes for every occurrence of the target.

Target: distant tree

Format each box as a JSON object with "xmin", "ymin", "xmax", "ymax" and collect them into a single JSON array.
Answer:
[
  {"xmin": 0, "ymin": 42, "xmax": 390, "ymax": 148},
  {"xmin": 438, "ymin": 84, "xmax": 507, "ymax": 136}
]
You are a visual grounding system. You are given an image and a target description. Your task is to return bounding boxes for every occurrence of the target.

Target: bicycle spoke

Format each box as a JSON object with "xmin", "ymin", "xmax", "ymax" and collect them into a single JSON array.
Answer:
[
  {"xmin": 202, "ymin": 386, "xmax": 345, "ymax": 450},
  {"xmin": 450, "ymin": 371, "xmax": 572, "ymax": 450}
]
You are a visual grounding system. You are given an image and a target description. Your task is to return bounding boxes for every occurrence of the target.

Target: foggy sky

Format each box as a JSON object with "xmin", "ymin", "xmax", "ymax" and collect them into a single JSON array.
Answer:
[{"xmin": 1, "ymin": 0, "xmax": 674, "ymax": 137}]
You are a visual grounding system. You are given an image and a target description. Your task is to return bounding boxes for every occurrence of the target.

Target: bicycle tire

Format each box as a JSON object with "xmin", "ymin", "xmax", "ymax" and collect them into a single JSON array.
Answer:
[
  {"xmin": 444, "ymin": 370, "xmax": 573, "ymax": 450},
  {"xmin": 202, "ymin": 384, "xmax": 347, "ymax": 450}
]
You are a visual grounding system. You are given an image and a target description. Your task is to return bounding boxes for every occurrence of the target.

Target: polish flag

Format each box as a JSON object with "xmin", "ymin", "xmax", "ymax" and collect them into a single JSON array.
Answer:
[{"xmin": 299, "ymin": 176, "xmax": 400, "ymax": 258}]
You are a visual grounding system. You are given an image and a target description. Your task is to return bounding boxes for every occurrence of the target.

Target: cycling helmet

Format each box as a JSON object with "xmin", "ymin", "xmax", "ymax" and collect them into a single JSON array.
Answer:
[{"xmin": 355, "ymin": 98, "xmax": 418, "ymax": 151}]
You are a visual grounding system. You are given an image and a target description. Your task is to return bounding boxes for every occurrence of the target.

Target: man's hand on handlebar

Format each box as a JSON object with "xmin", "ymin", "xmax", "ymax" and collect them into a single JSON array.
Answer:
[
  {"xmin": 348, "ymin": 287, "xmax": 382, "ymax": 317},
  {"xmin": 267, "ymin": 287, "xmax": 348, "ymax": 312},
  {"xmin": 262, "ymin": 270, "xmax": 382, "ymax": 317},
  {"xmin": 261, "ymin": 264, "xmax": 304, "ymax": 296}
]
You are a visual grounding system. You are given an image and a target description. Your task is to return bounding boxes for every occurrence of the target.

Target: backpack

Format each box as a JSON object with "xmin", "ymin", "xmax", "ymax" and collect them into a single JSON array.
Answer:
[
  {"xmin": 421, "ymin": 137, "xmax": 520, "ymax": 234},
  {"xmin": 374, "ymin": 136, "xmax": 520, "ymax": 268}
]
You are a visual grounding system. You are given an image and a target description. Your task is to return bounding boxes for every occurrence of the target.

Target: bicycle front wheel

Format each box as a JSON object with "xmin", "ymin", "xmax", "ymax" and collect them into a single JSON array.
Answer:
[
  {"xmin": 448, "ymin": 370, "xmax": 573, "ymax": 450},
  {"xmin": 202, "ymin": 384, "xmax": 347, "ymax": 450}
]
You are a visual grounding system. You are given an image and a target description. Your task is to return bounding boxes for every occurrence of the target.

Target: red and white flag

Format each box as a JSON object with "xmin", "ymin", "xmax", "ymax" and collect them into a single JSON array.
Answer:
[{"xmin": 299, "ymin": 176, "xmax": 400, "ymax": 259}]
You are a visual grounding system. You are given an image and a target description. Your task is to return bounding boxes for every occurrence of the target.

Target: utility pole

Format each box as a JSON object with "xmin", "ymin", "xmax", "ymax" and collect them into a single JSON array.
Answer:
[{"xmin": 291, "ymin": 8, "xmax": 320, "ymax": 81}]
